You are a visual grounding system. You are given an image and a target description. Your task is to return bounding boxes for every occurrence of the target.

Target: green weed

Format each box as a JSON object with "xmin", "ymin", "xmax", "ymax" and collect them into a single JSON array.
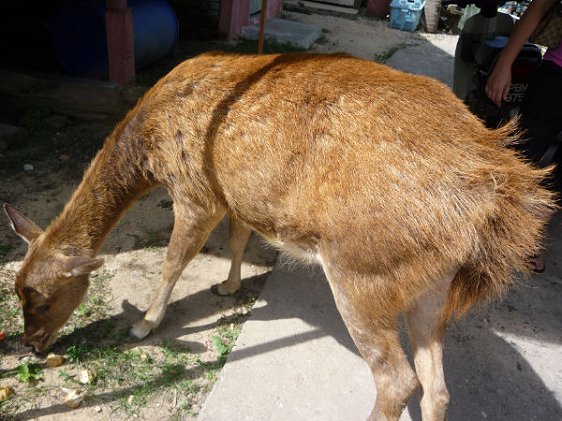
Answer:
[
  {"xmin": 212, "ymin": 318, "xmax": 243, "ymax": 367},
  {"xmin": 15, "ymin": 362, "xmax": 42, "ymax": 383},
  {"xmin": 0, "ymin": 268, "xmax": 23, "ymax": 336},
  {"xmin": 66, "ymin": 343, "xmax": 94, "ymax": 363}
]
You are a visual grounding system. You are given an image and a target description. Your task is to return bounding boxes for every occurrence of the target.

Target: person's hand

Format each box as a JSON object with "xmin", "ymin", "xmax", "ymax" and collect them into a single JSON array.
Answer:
[{"xmin": 485, "ymin": 62, "xmax": 512, "ymax": 107}]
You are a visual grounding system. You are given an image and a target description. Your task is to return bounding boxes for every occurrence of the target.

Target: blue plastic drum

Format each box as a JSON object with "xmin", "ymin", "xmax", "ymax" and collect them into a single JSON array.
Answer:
[{"xmin": 51, "ymin": 0, "xmax": 178, "ymax": 78}]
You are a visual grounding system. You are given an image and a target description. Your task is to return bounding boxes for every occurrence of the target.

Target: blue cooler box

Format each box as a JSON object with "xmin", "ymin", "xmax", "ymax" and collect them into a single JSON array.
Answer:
[{"xmin": 389, "ymin": 0, "xmax": 425, "ymax": 32}]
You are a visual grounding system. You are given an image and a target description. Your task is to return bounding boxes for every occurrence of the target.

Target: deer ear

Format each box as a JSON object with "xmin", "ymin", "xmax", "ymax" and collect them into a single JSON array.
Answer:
[
  {"xmin": 3, "ymin": 203, "xmax": 44, "ymax": 244},
  {"xmin": 64, "ymin": 256, "xmax": 104, "ymax": 277}
]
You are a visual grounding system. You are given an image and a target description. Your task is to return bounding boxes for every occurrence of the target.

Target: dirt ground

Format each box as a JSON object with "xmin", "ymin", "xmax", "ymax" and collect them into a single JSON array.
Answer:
[{"xmin": 0, "ymin": 8, "xmax": 462, "ymax": 421}]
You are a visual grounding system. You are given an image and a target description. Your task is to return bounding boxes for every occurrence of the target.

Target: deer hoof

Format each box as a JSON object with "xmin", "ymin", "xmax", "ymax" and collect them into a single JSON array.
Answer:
[
  {"xmin": 210, "ymin": 281, "xmax": 239, "ymax": 296},
  {"xmin": 129, "ymin": 320, "xmax": 152, "ymax": 340}
]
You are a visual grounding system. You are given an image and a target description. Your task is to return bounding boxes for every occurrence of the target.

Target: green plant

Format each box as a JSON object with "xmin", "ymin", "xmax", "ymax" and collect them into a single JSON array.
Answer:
[
  {"xmin": 66, "ymin": 343, "xmax": 93, "ymax": 363},
  {"xmin": 162, "ymin": 363, "xmax": 185, "ymax": 382},
  {"xmin": 212, "ymin": 321, "xmax": 242, "ymax": 366},
  {"xmin": 76, "ymin": 303, "xmax": 92, "ymax": 317},
  {"xmin": 0, "ymin": 269, "xmax": 23, "ymax": 336},
  {"xmin": 212, "ymin": 335, "xmax": 231, "ymax": 365},
  {"xmin": 161, "ymin": 339, "xmax": 193, "ymax": 364},
  {"xmin": 16, "ymin": 362, "xmax": 42, "ymax": 383},
  {"xmin": 58, "ymin": 368, "xmax": 73, "ymax": 382},
  {"xmin": 119, "ymin": 383, "xmax": 153, "ymax": 417},
  {"xmin": 176, "ymin": 379, "xmax": 199, "ymax": 395},
  {"xmin": 243, "ymin": 291, "xmax": 258, "ymax": 310}
]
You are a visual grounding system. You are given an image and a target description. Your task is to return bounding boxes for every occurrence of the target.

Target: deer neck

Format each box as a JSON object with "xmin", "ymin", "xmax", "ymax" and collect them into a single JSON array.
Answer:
[{"xmin": 45, "ymin": 121, "xmax": 154, "ymax": 255}]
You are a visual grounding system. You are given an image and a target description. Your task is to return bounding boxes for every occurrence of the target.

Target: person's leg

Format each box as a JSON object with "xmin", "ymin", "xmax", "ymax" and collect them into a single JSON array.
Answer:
[
  {"xmin": 519, "ymin": 61, "xmax": 562, "ymax": 273},
  {"xmin": 520, "ymin": 61, "xmax": 562, "ymax": 167}
]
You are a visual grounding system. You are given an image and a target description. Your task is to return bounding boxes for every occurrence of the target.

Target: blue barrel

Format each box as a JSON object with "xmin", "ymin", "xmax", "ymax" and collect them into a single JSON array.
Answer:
[{"xmin": 51, "ymin": 0, "xmax": 178, "ymax": 78}]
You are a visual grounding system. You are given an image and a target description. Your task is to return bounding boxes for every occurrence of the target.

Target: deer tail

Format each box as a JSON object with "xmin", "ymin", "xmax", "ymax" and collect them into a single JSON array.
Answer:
[{"xmin": 444, "ymin": 121, "xmax": 558, "ymax": 319}]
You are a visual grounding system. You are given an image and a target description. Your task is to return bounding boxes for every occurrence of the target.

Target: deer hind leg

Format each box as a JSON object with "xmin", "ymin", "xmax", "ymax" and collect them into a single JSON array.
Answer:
[
  {"xmin": 130, "ymin": 207, "xmax": 225, "ymax": 340},
  {"xmin": 405, "ymin": 269, "xmax": 457, "ymax": 421},
  {"xmin": 322, "ymin": 262, "xmax": 420, "ymax": 421},
  {"xmin": 211, "ymin": 217, "xmax": 251, "ymax": 296}
]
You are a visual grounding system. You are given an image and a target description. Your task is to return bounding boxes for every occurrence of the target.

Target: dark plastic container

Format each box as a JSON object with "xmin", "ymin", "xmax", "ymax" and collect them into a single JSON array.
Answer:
[{"xmin": 51, "ymin": 0, "xmax": 178, "ymax": 78}]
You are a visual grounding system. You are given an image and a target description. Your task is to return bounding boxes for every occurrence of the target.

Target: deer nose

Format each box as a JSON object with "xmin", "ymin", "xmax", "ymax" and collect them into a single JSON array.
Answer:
[
  {"xmin": 23, "ymin": 337, "xmax": 42, "ymax": 353},
  {"xmin": 23, "ymin": 338, "xmax": 36, "ymax": 352},
  {"xmin": 23, "ymin": 336, "xmax": 33, "ymax": 348}
]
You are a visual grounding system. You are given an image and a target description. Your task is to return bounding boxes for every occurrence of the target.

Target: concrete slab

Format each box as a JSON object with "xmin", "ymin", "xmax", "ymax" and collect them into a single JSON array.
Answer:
[
  {"xmin": 285, "ymin": 0, "xmax": 361, "ymax": 15},
  {"xmin": 241, "ymin": 18, "xmax": 322, "ymax": 49},
  {"xmin": 198, "ymin": 264, "xmax": 379, "ymax": 421},
  {"xmin": 386, "ymin": 33, "xmax": 459, "ymax": 88}
]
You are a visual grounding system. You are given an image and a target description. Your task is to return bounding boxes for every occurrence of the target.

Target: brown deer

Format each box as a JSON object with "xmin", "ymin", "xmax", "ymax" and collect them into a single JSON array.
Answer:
[{"xmin": 4, "ymin": 52, "xmax": 556, "ymax": 421}]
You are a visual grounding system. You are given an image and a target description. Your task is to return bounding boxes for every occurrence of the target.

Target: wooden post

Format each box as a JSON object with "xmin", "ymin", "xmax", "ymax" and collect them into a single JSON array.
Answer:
[
  {"xmin": 105, "ymin": 0, "xmax": 135, "ymax": 86},
  {"xmin": 258, "ymin": 0, "xmax": 268, "ymax": 54},
  {"xmin": 219, "ymin": 0, "xmax": 251, "ymax": 41}
]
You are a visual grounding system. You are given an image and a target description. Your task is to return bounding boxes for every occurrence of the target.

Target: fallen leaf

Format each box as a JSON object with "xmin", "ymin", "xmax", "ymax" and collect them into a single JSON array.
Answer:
[
  {"xmin": 63, "ymin": 389, "xmax": 84, "ymax": 409},
  {"xmin": 78, "ymin": 369, "xmax": 96, "ymax": 385},
  {"xmin": 0, "ymin": 386, "xmax": 14, "ymax": 401},
  {"xmin": 45, "ymin": 353, "xmax": 65, "ymax": 368}
]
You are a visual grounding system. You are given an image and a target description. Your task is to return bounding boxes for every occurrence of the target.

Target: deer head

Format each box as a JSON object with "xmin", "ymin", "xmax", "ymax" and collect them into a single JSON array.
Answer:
[{"xmin": 4, "ymin": 204, "xmax": 103, "ymax": 352}]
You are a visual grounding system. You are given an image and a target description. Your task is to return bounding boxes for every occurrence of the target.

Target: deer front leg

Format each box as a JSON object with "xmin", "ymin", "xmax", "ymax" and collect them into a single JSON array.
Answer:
[
  {"xmin": 211, "ymin": 217, "xmax": 251, "ymax": 296},
  {"xmin": 405, "ymin": 269, "xmax": 457, "ymax": 421},
  {"xmin": 130, "ymin": 209, "xmax": 224, "ymax": 340}
]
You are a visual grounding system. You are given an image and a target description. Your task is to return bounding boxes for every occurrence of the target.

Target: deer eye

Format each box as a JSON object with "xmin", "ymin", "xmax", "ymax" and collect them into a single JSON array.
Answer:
[{"xmin": 35, "ymin": 305, "xmax": 51, "ymax": 315}]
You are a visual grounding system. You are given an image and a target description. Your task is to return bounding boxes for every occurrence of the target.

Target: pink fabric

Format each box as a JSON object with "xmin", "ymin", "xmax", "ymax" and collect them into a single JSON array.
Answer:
[{"xmin": 544, "ymin": 40, "xmax": 562, "ymax": 68}]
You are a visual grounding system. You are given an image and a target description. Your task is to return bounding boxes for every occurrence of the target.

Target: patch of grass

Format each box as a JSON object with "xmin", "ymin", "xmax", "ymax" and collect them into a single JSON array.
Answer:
[
  {"xmin": 242, "ymin": 290, "xmax": 258, "ymax": 311},
  {"xmin": 58, "ymin": 368, "xmax": 73, "ymax": 382},
  {"xmin": 162, "ymin": 363, "xmax": 186, "ymax": 383},
  {"xmin": 15, "ymin": 362, "xmax": 42, "ymax": 384},
  {"xmin": 0, "ymin": 268, "xmax": 23, "ymax": 337},
  {"xmin": 16, "ymin": 363, "xmax": 42, "ymax": 383},
  {"xmin": 161, "ymin": 338, "xmax": 191, "ymax": 358},
  {"xmin": 195, "ymin": 358, "xmax": 219, "ymax": 383},
  {"xmin": 212, "ymin": 335, "xmax": 231, "ymax": 365},
  {"xmin": 108, "ymin": 343, "xmax": 200, "ymax": 416},
  {"xmin": 176, "ymin": 379, "xmax": 200, "ymax": 395},
  {"xmin": 119, "ymin": 383, "xmax": 154, "ymax": 418},
  {"xmin": 66, "ymin": 342, "xmax": 94, "ymax": 364},
  {"xmin": 212, "ymin": 316, "xmax": 244, "ymax": 367}
]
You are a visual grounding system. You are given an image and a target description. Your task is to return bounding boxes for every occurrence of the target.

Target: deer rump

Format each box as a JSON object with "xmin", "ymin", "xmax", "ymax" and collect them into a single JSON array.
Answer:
[{"xmin": 5, "ymin": 52, "xmax": 555, "ymax": 421}]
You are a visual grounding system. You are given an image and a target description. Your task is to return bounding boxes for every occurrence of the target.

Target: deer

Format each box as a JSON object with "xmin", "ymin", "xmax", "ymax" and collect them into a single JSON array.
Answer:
[{"xmin": 3, "ymin": 52, "xmax": 556, "ymax": 421}]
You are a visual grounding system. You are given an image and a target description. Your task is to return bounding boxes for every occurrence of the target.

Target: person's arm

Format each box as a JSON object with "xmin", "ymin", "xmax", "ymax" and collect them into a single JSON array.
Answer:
[{"xmin": 485, "ymin": 0, "xmax": 558, "ymax": 107}]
